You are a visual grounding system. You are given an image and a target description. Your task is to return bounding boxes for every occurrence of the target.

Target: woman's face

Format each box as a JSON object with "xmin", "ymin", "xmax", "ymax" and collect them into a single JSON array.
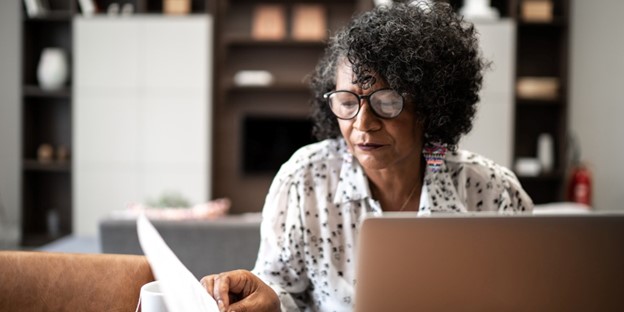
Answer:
[{"xmin": 335, "ymin": 61, "xmax": 425, "ymax": 171}]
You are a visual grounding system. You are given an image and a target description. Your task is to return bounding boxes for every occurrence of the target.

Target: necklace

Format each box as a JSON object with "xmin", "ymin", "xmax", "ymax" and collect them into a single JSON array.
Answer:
[{"xmin": 398, "ymin": 181, "xmax": 419, "ymax": 211}]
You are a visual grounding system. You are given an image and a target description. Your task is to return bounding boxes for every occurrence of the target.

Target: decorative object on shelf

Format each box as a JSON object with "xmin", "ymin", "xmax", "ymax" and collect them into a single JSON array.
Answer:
[
  {"xmin": 515, "ymin": 157, "xmax": 541, "ymax": 177},
  {"xmin": 37, "ymin": 143, "xmax": 54, "ymax": 163},
  {"xmin": 23, "ymin": 0, "xmax": 47, "ymax": 18},
  {"xmin": 47, "ymin": 209, "xmax": 60, "ymax": 237},
  {"xmin": 374, "ymin": 0, "xmax": 394, "ymax": 7},
  {"xmin": 107, "ymin": 3, "xmax": 120, "ymax": 15},
  {"xmin": 459, "ymin": 0, "xmax": 500, "ymax": 21},
  {"xmin": 56, "ymin": 145, "xmax": 70, "ymax": 162},
  {"xmin": 77, "ymin": 0, "xmax": 97, "ymax": 16},
  {"xmin": 37, "ymin": 47, "xmax": 68, "ymax": 91},
  {"xmin": 121, "ymin": 3, "xmax": 134, "ymax": 15},
  {"xmin": 163, "ymin": 0, "xmax": 190, "ymax": 15},
  {"xmin": 516, "ymin": 77, "xmax": 559, "ymax": 100},
  {"xmin": 521, "ymin": 0, "xmax": 554, "ymax": 22},
  {"xmin": 251, "ymin": 4, "xmax": 287, "ymax": 41},
  {"xmin": 233, "ymin": 70, "xmax": 274, "ymax": 87},
  {"xmin": 537, "ymin": 133, "xmax": 554, "ymax": 173},
  {"xmin": 291, "ymin": 4, "xmax": 327, "ymax": 41}
]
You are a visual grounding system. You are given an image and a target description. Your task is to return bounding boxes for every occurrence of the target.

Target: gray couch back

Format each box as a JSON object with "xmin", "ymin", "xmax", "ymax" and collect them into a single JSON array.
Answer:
[{"xmin": 99, "ymin": 215, "xmax": 262, "ymax": 279}]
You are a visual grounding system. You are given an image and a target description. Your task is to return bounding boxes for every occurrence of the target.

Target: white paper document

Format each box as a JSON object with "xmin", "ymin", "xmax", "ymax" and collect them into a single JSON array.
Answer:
[{"xmin": 137, "ymin": 214, "xmax": 220, "ymax": 312}]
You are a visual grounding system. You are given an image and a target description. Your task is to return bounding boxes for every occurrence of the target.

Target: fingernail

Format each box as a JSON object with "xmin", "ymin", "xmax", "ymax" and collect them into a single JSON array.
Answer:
[{"xmin": 218, "ymin": 299, "xmax": 225, "ymax": 312}]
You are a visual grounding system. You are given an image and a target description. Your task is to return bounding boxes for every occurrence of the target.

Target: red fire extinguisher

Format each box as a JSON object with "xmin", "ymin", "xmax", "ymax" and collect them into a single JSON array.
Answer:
[{"xmin": 567, "ymin": 163, "xmax": 592, "ymax": 206}]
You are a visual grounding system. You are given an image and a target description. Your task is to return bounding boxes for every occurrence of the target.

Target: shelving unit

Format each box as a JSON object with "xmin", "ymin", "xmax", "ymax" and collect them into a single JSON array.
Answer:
[
  {"xmin": 445, "ymin": 0, "xmax": 570, "ymax": 204},
  {"xmin": 20, "ymin": 0, "xmax": 216, "ymax": 246},
  {"xmin": 21, "ymin": 0, "xmax": 75, "ymax": 246},
  {"xmin": 513, "ymin": 0, "xmax": 570, "ymax": 204},
  {"xmin": 212, "ymin": 0, "xmax": 369, "ymax": 213},
  {"xmin": 211, "ymin": 0, "xmax": 570, "ymax": 211}
]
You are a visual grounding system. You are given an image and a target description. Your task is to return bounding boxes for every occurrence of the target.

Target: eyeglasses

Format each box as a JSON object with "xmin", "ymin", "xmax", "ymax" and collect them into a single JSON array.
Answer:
[{"xmin": 323, "ymin": 88, "xmax": 404, "ymax": 120}]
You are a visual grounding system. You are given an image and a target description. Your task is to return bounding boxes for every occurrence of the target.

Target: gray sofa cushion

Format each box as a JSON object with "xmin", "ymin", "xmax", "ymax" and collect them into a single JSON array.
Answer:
[{"xmin": 99, "ymin": 214, "xmax": 261, "ymax": 279}]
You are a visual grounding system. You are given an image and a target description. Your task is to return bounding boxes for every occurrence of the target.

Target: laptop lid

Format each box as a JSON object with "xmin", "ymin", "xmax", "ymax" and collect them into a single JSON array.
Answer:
[{"xmin": 354, "ymin": 213, "xmax": 624, "ymax": 312}]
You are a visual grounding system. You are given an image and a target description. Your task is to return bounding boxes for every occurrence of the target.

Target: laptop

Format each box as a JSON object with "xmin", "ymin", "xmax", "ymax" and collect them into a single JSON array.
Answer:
[{"xmin": 354, "ymin": 213, "xmax": 624, "ymax": 312}]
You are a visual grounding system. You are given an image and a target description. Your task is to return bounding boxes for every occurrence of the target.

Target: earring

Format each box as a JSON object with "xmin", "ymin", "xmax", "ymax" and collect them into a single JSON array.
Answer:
[{"xmin": 423, "ymin": 143, "xmax": 447, "ymax": 173}]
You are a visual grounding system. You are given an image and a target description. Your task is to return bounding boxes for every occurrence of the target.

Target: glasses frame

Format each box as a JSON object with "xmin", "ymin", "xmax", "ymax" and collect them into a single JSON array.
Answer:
[{"xmin": 323, "ymin": 88, "xmax": 405, "ymax": 120}]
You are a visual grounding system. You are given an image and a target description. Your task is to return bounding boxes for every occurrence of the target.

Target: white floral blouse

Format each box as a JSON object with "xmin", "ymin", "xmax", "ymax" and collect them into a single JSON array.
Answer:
[{"xmin": 252, "ymin": 138, "xmax": 533, "ymax": 312}]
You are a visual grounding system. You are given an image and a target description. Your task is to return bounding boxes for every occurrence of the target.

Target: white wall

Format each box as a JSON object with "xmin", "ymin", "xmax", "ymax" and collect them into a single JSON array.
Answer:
[
  {"xmin": 0, "ymin": 0, "xmax": 21, "ymax": 247},
  {"xmin": 570, "ymin": 0, "xmax": 624, "ymax": 211}
]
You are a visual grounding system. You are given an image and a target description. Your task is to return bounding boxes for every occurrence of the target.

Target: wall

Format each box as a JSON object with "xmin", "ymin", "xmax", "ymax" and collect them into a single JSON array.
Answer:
[
  {"xmin": 570, "ymin": 0, "xmax": 624, "ymax": 211},
  {"xmin": 0, "ymin": 0, "xmax": 21, "ymax": 246}
]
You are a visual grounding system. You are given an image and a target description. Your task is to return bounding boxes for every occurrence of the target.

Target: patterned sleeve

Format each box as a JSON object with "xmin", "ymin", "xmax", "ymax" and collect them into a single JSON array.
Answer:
[
  {"xmin": 252, "ymin": 168, "xmax": 310, "ymax": 312},
  {"xmin": 497, "ymin": 166, "xmax": 534, "ymax": 213},
  {"xmin": 462, "ymin": 158, "xmax": 534, "ymax": 213}
]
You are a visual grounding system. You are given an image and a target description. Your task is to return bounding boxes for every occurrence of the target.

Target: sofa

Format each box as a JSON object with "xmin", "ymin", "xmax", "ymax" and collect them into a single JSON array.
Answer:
[
  {"xmin": 99, "ymin": 213, "xmax": 262, "ymax": 279},
  {"xmin": 0, "ymin": 251, "xmax": 154, "ymax": 311}
]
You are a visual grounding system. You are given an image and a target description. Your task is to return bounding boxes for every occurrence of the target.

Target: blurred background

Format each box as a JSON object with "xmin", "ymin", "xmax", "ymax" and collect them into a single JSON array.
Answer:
[{"xmin": 0, "ymin": 0, "xmax": 622, "ymax": 249}]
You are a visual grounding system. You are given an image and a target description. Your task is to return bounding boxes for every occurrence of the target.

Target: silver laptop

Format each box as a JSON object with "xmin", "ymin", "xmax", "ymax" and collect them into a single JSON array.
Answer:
[{"xmin": 354, "ymin": 213, "xmax": 624, "ymax": 312}]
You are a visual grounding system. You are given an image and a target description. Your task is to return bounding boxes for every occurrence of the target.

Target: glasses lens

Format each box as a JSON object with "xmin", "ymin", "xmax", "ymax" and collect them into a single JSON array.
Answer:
[
  {"xmin": 370, "ymin": 89, "xmax": 403, "ymax": 118},
  {"xmin": 328, "ymin": 91, "xmax": 359, "ymax": 119}
]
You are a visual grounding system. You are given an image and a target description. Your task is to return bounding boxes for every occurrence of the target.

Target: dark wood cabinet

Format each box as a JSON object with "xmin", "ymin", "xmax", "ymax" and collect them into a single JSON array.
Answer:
[
  {"xmin": 212, "ymin": 0, "xmax": 368, "ymax": 213},
  {"xmin": 212, "ymin": 0, "xmax": 571, "ymax": 211},
  {"xmin": 513, "ymin": 0, "xmax": 570, "ymax": 204},
  {"xmin": 21, "ymin": 0, "xmax": 75, "ymax": 246}
]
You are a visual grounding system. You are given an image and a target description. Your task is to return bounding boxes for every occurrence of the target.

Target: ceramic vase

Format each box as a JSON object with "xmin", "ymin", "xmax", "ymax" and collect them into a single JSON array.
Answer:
[{"xmin": 37, "ymin": 48, "xmax": 68, "ymax": 91}]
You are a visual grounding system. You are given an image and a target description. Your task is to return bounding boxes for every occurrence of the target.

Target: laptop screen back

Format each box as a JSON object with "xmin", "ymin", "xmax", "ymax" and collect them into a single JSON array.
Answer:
[{"xmin": 354, "ymin": 213, "xmax": 624, "ymax": 312}]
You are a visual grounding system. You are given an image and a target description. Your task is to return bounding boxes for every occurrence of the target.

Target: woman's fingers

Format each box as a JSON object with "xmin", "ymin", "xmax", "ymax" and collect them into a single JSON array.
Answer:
[
  {"xmin": 201, "ymin": 270, "xmax": 279, "ymax": 312},
  {"xmin": 200, "ymin": 274, "xmax": 216, "ymax": 296},
  {"xmin": 214, "ymin": 273, "xmax": 233, "ymax": 309}
]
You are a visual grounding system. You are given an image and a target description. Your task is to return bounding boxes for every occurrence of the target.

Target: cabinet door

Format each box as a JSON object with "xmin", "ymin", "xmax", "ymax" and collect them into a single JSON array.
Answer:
[
  {"xmin": 74, "ymin": 18, "xmax": 141, "ymax": 89},
  {"xmin": 142, "ymin": 17, "xmax": 211, "ymax": 90},
  {"xmin": 74, "ymin": 17, "xmax": 211, "ymax": 236},
  {"xmin": 459, "ymin": 20, "xmax": 515, "ymax": 168}
]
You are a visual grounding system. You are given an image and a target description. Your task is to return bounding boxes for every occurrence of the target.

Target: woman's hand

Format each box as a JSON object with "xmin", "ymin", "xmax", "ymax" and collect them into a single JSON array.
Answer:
[{"xmin": 201, "ymin": 269, "xmax": 280, "ymax": 312}]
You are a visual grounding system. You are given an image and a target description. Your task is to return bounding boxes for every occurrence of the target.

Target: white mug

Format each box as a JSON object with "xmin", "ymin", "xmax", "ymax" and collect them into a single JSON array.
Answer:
[{"xmin": 140, "ymin": 281, "xmax": 168, "ymax": 312}]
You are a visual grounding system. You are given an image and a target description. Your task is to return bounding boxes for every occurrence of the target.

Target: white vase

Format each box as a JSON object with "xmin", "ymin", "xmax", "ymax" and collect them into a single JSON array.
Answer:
[{"xmin": 37, "ymin": 48, "xmax": 69, "ymax": 91}]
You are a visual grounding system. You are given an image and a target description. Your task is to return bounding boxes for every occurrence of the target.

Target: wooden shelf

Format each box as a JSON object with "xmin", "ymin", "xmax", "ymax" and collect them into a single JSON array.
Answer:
[
  {"xmin": 226, "ymin": 83, "xmax": 309, "ymax": 92},
  {"xmin": 517, "ymin": 172, "xmax": 564, "ymax": 182},
  {"xmin": 21, "ymin": 232, "xmax": 69, "ymax": 247},
  {"xmin": 516, "ymin": 97, "xmax": 562, "ymax": 106},
  {"xmin": 518, "ymin": 18, "xmax": 567, "ymax": 27},
  {"xmin": 225, "ymin": 36, "xmax": 326, "ymax": 48},
  {"xmin": 23, "ymin": 11, "xmax": 73, "ymax": 22},
  {"xmin": 23, "ymin": 85, "xmax": 71, "ymax": 98},
  {"xmin": 23, "ymin": 159, "xmax": 71, "ymax": 173}
]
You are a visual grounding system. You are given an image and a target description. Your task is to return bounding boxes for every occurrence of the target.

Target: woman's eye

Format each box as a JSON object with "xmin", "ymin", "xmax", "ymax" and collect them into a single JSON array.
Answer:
[{"xmin": 340, "ymin": 101, "xmax": 358, "ymax": 108}]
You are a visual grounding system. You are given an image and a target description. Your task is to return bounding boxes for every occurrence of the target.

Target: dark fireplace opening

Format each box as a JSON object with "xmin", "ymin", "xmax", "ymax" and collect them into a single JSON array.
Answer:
[{"xmin": 242, "ymin": 115, "xmax": 316, "ymax": 174}]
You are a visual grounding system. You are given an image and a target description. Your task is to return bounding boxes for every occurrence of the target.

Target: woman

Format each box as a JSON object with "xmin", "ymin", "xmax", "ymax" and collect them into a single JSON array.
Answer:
[{"xmin": 202, "ymin": 2, "xmax": 533, "ymax": 311}]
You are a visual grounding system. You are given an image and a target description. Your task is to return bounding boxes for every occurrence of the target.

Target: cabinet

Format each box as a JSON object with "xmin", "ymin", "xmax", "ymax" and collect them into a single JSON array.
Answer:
[
  {"xmin": 448, "ymin": 0, "xmax": 570, "ymax": 204},
  {"xmin": 212, "ymin": 0, "xmax": 369, "ymax": 213},
  {"xmin": 21, "ymin": 0, "xmax": 75, "ymax": 246},
  {"xmin": 20, "ymin": 0, "xmax": 215, "ymax": 246},
  {"xmin": 512, "ymin": 0, "xmax": 570, "ymax": 204},
  {"xmin": 74, "ymin": 16, "xmax": 213, "ymax": 236},
  {"xmin": 212, "ymin": 0, "xmax": 570, "ymax": 211}
]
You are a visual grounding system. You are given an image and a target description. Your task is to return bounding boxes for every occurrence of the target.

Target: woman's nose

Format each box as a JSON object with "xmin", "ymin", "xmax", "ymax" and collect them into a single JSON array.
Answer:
[{"xmin": 353, "ymin": 100, "xmax": 381, "ymax": 131}]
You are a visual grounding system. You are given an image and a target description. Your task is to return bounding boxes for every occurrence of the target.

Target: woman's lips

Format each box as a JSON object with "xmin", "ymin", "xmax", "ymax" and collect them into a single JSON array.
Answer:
[{"xmin": 356, "ymin": 143, "xmax": 384, "ymax": 151}]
